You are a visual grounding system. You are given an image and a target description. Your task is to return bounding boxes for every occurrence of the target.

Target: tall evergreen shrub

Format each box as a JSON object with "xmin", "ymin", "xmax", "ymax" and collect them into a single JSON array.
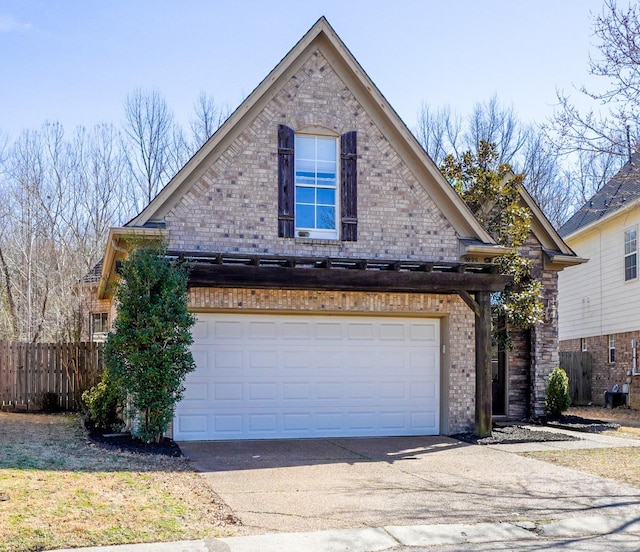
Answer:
[{"xmin": 104, "ymin": 246, "xmax": 195, "ymax": 443}]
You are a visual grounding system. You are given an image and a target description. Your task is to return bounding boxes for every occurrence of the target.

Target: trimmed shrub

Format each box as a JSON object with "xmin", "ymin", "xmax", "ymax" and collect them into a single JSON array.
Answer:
[
  {"xmin": 82, "ymin": 370, "xmax": 124, "ymax": 431},
  {"xmin": 545, "ymin": 366, "xmax": 571, "ymax": 419}
]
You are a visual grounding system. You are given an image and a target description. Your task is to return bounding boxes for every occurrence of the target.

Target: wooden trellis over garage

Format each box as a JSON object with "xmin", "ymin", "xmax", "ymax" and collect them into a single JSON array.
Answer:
[{"xmin": 166, "ymin": 251, "xmax": 511, "ymax": 436}]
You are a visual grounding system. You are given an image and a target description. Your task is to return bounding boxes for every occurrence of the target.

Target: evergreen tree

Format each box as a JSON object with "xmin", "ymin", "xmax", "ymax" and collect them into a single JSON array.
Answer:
[
  {"xmin": 441, "ymin": 140, "xmax": 544, "ymax": 331},
  {"xmin": 104, "ymin": 245, "xmax": 195, "ymax": 443}
]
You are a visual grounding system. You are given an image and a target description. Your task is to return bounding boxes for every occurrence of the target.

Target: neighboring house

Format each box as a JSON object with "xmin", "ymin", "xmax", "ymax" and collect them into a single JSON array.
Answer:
[
  {"xmin": 559, "ymin": 152, "xmax": 640, "ymax": 408},
  {"xmin": 93, "ymin": 18, "xmax": 582, "ymax": 441}
]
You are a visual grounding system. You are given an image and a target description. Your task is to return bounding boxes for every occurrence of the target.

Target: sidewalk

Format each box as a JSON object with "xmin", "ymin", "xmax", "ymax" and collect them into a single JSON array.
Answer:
[{"xmin": 53, "ymin": 512, "xmax": 640, "ymax": 552}]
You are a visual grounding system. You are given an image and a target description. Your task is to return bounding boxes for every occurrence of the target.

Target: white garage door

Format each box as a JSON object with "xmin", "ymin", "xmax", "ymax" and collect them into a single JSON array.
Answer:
[{"xmin": 174, "ymin": 313, "xmax": 440, "ymax": 441}]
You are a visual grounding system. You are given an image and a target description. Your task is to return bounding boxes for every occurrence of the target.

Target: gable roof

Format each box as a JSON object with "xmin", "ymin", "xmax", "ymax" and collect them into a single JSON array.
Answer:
[
  {"xmin": 519, "ymin": 186, "xmax": 585, "ymax": 267},
  {"xmin": 560, "ymin": 151, "xmax": 640, "ymax": 239},
  {"xmin": 127, "ymin": 17, "xmax": 496, "ymax": 246}
]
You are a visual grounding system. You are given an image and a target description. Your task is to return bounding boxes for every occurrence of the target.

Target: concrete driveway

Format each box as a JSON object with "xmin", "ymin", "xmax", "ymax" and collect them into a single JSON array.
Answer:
[{"xmin": 179, "ymin": 435, "xmax": 640, "ymax": 536}]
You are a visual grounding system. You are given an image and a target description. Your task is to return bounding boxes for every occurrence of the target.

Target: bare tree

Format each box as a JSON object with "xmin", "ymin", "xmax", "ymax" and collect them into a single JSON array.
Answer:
[
  {"xmin": 548, "ymin": 1, "xmax": 640, "ymax": 161},
  {"xmin": 190, "ymin": 91, "xmax": 230, "ymax": 149},
  {"xmin": 415, "ymin": 96, "xmax": 573, "ymax": 227},
  {"xmin": 465, "ymin": 97, "xmax": 529, "ymax": 165},
  {"xmin": 415, "ymin": 103, "xmax": 462, "ymax": 166},
  {"xmin": 123, "ymin": 88, "xmax": 176, "ymax": 210}
]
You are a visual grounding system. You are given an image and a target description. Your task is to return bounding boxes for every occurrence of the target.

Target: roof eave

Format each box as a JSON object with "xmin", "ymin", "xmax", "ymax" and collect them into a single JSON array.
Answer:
[
  {"xmin": 563, "ymin": 196, "xmax": 640, "ymax": 242},
  {"xmin": 97, "ymin": 227, "xmax": 168, "ymax": 299}
]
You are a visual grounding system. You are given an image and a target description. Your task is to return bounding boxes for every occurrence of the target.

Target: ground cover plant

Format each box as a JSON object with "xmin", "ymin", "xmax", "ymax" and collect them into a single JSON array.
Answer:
[{"xmin": 0, "ymin": 413, "xmax": 239, "ymax": 552}]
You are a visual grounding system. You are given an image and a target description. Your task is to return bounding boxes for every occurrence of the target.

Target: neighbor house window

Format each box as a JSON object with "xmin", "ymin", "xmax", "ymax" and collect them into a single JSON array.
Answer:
[
  {"xmin": 277, "ymin": 125, "xmax": 357, "ymax": 241},
  {"xmin": 91, "ymin": 312, "xmax": 109, "ymax": 342},
  {"xmin": 624, "ymin": 227, "xmax": 637, "ymax": 281},
  {"xmin": 294, "ymin": 135, "xmax": 338, "ymax": 239},
  {"xmin": 581, "ymin": 338, "xmax": 587, "ymax": 352},
  {"xmin": 608, "ymin": 335, "xmax": 616, "ymax": 363}
]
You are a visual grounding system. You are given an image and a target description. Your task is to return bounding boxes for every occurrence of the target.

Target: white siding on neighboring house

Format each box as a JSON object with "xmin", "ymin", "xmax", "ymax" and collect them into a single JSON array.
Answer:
[{"xmin": 559, "ymin": 208, "xmax": 640, "ymax": 341}]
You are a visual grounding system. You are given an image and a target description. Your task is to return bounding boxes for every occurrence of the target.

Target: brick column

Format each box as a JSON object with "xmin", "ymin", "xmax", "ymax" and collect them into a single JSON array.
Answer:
[{"xmin": 530, "ymin": 269, "xmax": 559, "ymax": 418}]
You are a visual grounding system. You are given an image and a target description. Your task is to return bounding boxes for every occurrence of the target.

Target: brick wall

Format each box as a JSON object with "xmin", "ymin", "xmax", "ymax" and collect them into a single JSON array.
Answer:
[
  {"xmin": 561, "ymin": 333, "xmax": 636, "ymax": 405},
  {"xmin": 165, "ymin": 50, "xmax": 460, "ymax": 262},
  {"xmin": 189, "ymin": 287, "xmax": 476, "ymax": 434}
]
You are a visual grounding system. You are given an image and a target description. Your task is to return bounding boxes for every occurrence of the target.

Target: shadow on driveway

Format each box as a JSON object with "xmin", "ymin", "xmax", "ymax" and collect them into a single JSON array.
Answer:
[
  {"xmin": 179, "ymin": 436, "xmax": 640, "ymax": 536},
  {"xmin": 180, "ymin": 435, "xmax": 468, "ymax": 471}
]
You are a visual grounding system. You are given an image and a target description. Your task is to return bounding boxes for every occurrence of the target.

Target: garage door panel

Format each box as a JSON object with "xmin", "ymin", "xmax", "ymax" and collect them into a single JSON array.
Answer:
[
  {"xmin": 213, "ymin": 382, "xmax": 243, "ymax": 401},
  {"xmin": 410, "ymin": 323, "xmax": 437, "ymax": 342},
  {"xmin": 214, "ymin": 414, "xmax": 243, "ymax": 433},
  {"xmin": 214, "ymin": 350, "xmax": 243, "ymax": 372},
  {"xmin": 192, "ymin": 318, "xmax": 209, "ymax": 340},
  {"xmin": 282, "ymin": 322, "xmax": 311, "ymax": 339},
  {"xmin": 282, "ymin": 382, "xmax": 311, "ymax": 400},
  {"xmin": 316, "ymin": 323, "xmax": 342, "ymax": 339},
  {"xmin": 214, "ymin": 320, "xmax": 243, "ymax": 339},
  {"xmin": 248, "ymin": 351, "xmax": 278, "ymax": 371},
  {"xmin": 177, "ymin": 414, "xmax": 208, "ymax": 435},
  {"xmin": 182, "ymin": 381, "xmax": 209, "ymax": 401},
  {"xmin": 248, "ymin": 414, "xmax": 278, "ymax": 433},
  {"xmin": 248, "ymin": 321, "xmax": 277, "ymax": 339},
  {"xmin": 410, "ymin": 380, "xmax": 438, "ymax": 399},
  {"xmin": 175, "ymin": 314, "xmax": 440, "ymax": 440}
]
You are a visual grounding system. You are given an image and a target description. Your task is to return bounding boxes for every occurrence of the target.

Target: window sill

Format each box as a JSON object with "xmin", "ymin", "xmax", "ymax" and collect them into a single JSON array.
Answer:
[{"xmin": 294, "ymin": 238, "xmax": 342, "ymax": 246}]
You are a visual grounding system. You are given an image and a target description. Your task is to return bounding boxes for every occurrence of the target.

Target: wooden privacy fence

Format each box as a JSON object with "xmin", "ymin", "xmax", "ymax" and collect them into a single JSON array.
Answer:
[
  {"xmin": 0, "ymin": 341, "xmax": 104, "ymax": 412},
  {"xmin": 559, "ymin": 351, "xmax": 592, "ymax": 405}
]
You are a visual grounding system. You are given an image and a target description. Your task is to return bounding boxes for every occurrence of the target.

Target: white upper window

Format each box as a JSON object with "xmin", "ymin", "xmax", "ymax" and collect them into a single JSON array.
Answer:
[
  {"xmin": 624, "ymin": 227, "xmax": 637, "ymax": 281},
  {"xmin": 294, "ymin": 135, "xmax": 338, "ymax": 239}
]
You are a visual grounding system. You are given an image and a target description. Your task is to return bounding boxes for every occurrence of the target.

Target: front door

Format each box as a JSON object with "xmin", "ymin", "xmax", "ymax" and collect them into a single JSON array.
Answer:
[{"xmin": 492, "ymin": 340, "xmax": 507, "ymax": 416}]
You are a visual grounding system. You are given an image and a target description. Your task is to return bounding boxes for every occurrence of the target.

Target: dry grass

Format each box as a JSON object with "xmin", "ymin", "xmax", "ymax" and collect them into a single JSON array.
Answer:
[
  {"xmin": 524, "ymin": 406, "xmax": 640, "ymax": 489},
  {"xmin": 0, "ymin": 413, "xmax": 240, "ymax": 552}
]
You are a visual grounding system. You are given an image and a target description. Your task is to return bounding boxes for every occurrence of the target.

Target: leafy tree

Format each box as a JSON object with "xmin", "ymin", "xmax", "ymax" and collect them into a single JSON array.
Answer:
[
  {"xmin": 104, "ymin": 245, "xmax": 195, "ymax": 443},
  {"xmin": 441, "ymin": 140, "xmax": 544, "ymax": 331}
]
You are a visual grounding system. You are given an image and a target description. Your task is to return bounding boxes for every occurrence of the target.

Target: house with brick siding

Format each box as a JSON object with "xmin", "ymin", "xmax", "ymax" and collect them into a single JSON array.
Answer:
[
  {"xmin": 92, "ymin": 18, "xmax": 582, "ymax": 440},
  {"xmin": 559, "ymin": 151, "xmax": 640, "ymax": 408}
]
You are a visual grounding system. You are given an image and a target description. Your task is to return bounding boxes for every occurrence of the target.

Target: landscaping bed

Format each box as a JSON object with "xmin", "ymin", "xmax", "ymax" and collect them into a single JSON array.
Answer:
[
  {"xmin": 87, "ymin": 426, "xmax": 183, "ymax": 457},
  {"xmin": 454, "ymin": 425, "xmax": 581, "ymax": 445},
  {"xmin": 455, "ymin": 406, "xmax": 638, "ymax": 445}
]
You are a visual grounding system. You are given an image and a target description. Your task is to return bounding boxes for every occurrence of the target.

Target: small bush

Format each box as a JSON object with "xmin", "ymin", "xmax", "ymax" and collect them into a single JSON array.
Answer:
[
  {"xmin": 545, "ymin": 367, "xmax": 571, "ymax": 419},
  {"xmin": 82, "ymin": 370, "xmax": 124, "ymax": 431},
  {"xmin": 40, "ymin": 392, "xmax": 60, "ymax": 412}
]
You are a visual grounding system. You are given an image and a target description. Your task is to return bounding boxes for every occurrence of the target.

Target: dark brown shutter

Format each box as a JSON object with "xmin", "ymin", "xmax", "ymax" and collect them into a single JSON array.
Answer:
[
  {"xmin": 341, "ymin": 131, "xmax": 357, "ymax": 241},
  {"xmin": 278, "ymin": 125, "xmax": 295, "ymax": 238}
]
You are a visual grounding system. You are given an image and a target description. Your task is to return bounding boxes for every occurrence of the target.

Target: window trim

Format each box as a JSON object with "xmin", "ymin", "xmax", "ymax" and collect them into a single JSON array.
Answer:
[
  {"xmin": 91, "ymin": 312, "xmax": 109, "ymax": 342},
  {"xmin": 624, "ymin": 226, "xmax": 637, "ymax": 282},
  {"xmin": 581, "ymin": 338, "xmax": 587, "ymax": 352},
  {"xmin": 608, "ymin": 335, "xmax": 616, "ymax": 363},
  {"xmin": 294, "ymin": 133, "xmax": 339, "ymax": 240}
]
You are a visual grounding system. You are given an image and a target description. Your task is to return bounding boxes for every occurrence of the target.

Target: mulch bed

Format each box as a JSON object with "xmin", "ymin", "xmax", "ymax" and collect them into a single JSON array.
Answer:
[
  {"xmin": 454, "ymin": 425, "xmax": 581, "ymax": 445},
  {"xmin": 87, "ymin": 428, "xmax": 183, "ymax": 457},
  {"xmin": 454, "ymin": 412, "xmax": 622, "ymax": 445},
  {"xmin": 548, "ymin": 414, "xmax": 620, "ymax": 433}
]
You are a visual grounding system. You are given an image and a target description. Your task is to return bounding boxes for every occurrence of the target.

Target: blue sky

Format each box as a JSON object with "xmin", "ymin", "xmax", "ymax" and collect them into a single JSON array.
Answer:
[{"xmin": 0, "ymin": 0, "xmax": 609, "ymax": 140}]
